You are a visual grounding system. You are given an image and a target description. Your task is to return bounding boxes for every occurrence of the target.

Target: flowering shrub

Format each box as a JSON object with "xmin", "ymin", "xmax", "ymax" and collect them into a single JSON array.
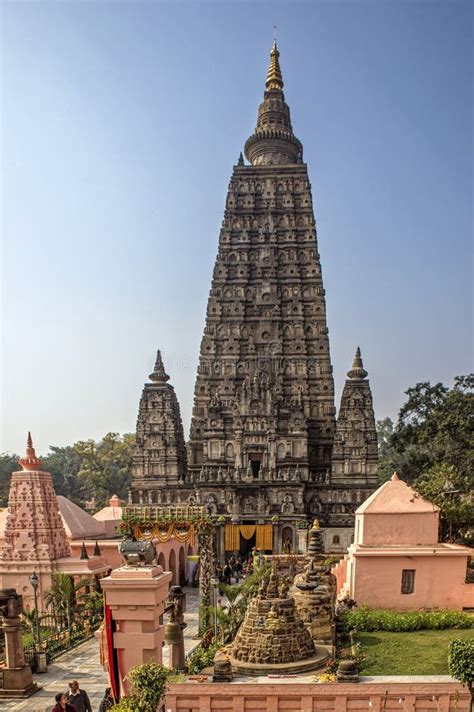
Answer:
[{"xmin": 341, "ymin": 607, "xmax": 474, "ymax": 633}]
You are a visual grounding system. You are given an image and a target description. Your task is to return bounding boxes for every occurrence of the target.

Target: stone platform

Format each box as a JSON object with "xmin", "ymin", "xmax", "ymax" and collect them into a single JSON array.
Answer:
[{"xmin": 229, "ymin": 647, "xmax": 329, "ymax": 677}]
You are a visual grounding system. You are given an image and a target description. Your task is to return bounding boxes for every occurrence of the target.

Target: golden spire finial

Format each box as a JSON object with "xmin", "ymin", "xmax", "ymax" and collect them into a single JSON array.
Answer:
[{"xmin": 266, "ymin": 36, "xmax": 283, "ymax": 91}]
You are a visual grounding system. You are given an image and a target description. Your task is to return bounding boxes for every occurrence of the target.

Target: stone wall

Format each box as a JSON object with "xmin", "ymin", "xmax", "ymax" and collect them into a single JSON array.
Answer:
[
  {"xmin": 166, "ymin": 681, "xmax": 469, "ymax": 712},
  {"xmin": 321, "ymin": 526, "xmax": 353, "ymax": 553}
]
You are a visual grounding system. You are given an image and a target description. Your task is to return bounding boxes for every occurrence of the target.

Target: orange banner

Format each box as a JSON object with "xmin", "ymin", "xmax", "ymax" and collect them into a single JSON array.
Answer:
[
  {"xmin": 256, "ymin": 524, "xmax": 273, "ymax": 551},
  {"xmin": 224, "ymin": 524, "xmax": 240, "ymax": 551}
]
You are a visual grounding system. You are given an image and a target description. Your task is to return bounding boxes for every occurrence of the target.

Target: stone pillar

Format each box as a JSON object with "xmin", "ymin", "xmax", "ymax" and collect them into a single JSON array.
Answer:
[
  {"xmin": 101, "ymin": 564, "xmax": 171, "ymax": 696},
  {"xmin": 0, "ymin": 589, "xmax": 38, "ymax": 698},
  {"xmin": 298, "ymin": 528, "xmax": 308, "ymax": 554}
]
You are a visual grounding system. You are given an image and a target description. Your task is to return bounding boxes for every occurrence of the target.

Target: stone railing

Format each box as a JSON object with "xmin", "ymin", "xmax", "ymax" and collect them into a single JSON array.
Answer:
[{"xmin": 166, "ymin": 680, "xmax": 470, "ymax": 712}]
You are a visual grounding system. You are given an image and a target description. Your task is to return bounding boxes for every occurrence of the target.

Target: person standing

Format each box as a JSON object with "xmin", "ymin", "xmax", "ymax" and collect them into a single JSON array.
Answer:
[
  {"xmin": 223, "ymin": 562, "xmax": 232, "ymax": 585},
  {"xmin": 98, "ymin": 687, "xmax": 115, "ymax": 711},
  {"xmin": 67, "ymin": 681, "xmax": 92, "ymax": 712},
  {"xmin": 52, "ymin": 692, "xmax": 75, "ymax": 712}
]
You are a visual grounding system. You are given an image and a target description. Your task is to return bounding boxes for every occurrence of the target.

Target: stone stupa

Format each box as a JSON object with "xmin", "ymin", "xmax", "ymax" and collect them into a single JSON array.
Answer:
[
  {"xmin": 229, "ymin": 566, "xmax": 329, "ymax": 676},
  {"xmin": 292, "ymin": 521, "xmax": 335, "ymax": 644}
]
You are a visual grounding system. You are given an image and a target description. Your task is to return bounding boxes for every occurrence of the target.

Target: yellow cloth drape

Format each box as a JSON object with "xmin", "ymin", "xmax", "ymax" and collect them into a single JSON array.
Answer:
[
  {"xmin": 132, "ymin": 522, "xmax": 196, "ymax": 547},
  {"xmin": 256, "ymin": 524, "xmax": 273, "ymax": 551},
  {"xmin": 239, "ymin": 524, "xmax": 256, "ymax": 540},
  {"xmin": 224, "ymin": 524, "xmax": 273, "ymax": 551},
  {"xmin": 224, "ymin": 524, "xmax": 240, "ymax": 551}
]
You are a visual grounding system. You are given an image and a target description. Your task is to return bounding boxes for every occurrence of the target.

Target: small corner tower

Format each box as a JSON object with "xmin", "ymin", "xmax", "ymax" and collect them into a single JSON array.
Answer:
[
  {"xmin": 0, "ymin": 433, "xmax": 71, "ymax": 609},
  {"xmin": 0, "ymin": 433, "xmax": 70, "ymax": 564},
  {"xmin": 130, "ymin": 350, "xmax": 188, "ymax": 504},
  {"xmin": 332, "ymin": 347, "xmax": 378, "ymax": 484},
  {"xmin": 321, "ymin": 348, "xmax": 378, "ymax": 551}
]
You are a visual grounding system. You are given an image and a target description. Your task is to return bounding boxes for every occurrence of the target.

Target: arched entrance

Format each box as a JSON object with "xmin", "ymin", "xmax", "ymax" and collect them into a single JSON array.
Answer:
[
  {"xmin": 240, "ymin": 529, "xmax": 256, "ymax": 558},
  {"xmin": 281, "ymin": 525, "xmax": 294, "ymax": 554},
  {"xmin": 157, "ymin": 552, "xmax": 166, "ymax": 570}
]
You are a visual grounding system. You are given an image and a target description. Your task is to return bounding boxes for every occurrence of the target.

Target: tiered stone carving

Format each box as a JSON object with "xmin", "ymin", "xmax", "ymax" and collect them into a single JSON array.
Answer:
[
  {"xmin": 129, "ymin": 43, "xmax": 379, "ymax": 550},
  {"xmin": 229, "ymin": 566, "xmax": 328, "ymax": 675},
  {"xmin": 328, "ymin": 348, "xmax": 378, "ymax": 529},
  {"xmin": 185, "ymin": 43, "xmax": 335, "ymax": 541},
  {"xmin": 292, "ymin": 522, "xmax": 335, "ymax": 644},
  {"xmin": 130, "ymin": 351, "xmax": 187, "ymax": 502}
]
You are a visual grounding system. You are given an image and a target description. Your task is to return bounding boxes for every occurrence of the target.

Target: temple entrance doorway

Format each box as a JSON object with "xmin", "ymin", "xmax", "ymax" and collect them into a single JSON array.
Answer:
[{"xmin": 240, "ymin": 530, "xmax": 256, "ymax": 559}]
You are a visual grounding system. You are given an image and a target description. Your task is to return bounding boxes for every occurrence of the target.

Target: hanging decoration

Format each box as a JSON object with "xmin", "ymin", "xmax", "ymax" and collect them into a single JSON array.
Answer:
[
  {"xmin": 224, "ymin": 524, "xmax": 273, "ymax": 551},
  {"xmin": 120, "ymin": 505, "xmax": 215, "ymax": 635},
  {"xmin": 130, "ymin": 522, "xmax": 196, "ymax": 546},
  {"xmin": 119, "ymin": 505, "xmax": 213, "ymax": 548}
]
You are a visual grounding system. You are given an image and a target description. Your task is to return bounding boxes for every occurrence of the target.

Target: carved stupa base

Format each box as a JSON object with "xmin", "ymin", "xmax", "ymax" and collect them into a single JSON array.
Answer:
[{"xmin": 229, "ymin": 647, "xmax": 329, "ymax": 677}]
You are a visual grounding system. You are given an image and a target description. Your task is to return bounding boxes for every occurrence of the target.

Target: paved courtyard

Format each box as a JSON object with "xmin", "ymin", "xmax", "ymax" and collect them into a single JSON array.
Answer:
[
  {"xmin": 2, "ymin": 637, "xmax": 107, "ymax": 712},
  {"xmin": 3, "ymin": 586, "xmax": 200, "ymax": 711}
]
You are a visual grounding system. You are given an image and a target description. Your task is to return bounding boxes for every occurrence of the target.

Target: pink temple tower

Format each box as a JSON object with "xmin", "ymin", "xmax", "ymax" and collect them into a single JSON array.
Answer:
[{"xmin": 0, "ymin": 433, "xmax": 70, "ymax": 609}]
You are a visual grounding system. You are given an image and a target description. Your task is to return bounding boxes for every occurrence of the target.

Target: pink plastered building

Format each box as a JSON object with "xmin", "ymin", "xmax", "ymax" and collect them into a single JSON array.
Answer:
[
  {"xmin": 333, "ymin": 473, "xmax": 473, "ymax": 610},
  {"xmin": 0, "ymin": 443, "xmax": 192, "ymax": 610}
]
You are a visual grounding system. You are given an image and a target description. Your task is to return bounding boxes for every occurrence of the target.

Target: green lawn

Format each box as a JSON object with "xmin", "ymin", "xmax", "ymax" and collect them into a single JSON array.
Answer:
[{"xmin": 354, "ymin": 628, "xmax": 474, "ymax": 675}]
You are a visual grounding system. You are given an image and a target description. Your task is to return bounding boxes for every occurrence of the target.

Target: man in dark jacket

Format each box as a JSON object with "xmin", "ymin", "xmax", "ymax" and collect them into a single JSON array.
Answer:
[{"xmin": 67, "ymin": 681, "xmax": 92, "ymax": 712}]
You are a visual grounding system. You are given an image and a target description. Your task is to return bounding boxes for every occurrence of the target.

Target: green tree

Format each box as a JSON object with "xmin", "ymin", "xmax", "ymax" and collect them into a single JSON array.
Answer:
[
  {"xmin": 414, "ymin": 463, "xmax": 474, "ymax": 543},
  {"xmin": 41, "ymin": 445, "xmax": 84, "ymax": 505},
  {"xmin": 44, "ymin": 573, "xmax": 89, "ymax": 630},
  {"xmin": 448, "ymin": 639, "xmax": 474, "ymax": 710},
  {"xmin": 0, "ymin": 453, "xmax": 18, "ymax": 506},
  {"xmin": 390, "ymin": 375, "xmax": 474, "ymax": 483},
  {"xmin": 114, "ymin": 662, "xmax": 169, "ymax": 712},
  {"xmin": 377, "ymin": 376, "xmax": 473, "ymax": 486},
  {"xmin": 214, "ymin": 582, "xmax": 247, "ymax": 642},
  {"xmin": 73, "ymin": 432, "xmax": 134, "ymax": 508},
  {"xmin": 376, "ymin": 417, "xmax": 395, "ymax": 482}
]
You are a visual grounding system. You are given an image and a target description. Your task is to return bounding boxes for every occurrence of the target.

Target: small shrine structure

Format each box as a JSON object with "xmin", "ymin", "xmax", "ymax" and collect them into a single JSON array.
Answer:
[{"xmin": 333, "ymin": 473, "xmax": 473, "ymax": 610}]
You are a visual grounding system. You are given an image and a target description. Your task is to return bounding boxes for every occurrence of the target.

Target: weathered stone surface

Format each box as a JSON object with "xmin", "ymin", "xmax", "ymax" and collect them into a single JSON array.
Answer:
[
  {"xmin": 128, "ymin": 44, "xmax": 379, "ymax": 547},
  {"xmin": 292, "ymin": 522, "xmax": 335, "ymax": 644},
  {"xmin": 229, "ymin": 568, "xmax": 328, "ymax": 675},
  {"xmin": 130, "ymin": 350, "xmax": 187, "ymax": 501}
]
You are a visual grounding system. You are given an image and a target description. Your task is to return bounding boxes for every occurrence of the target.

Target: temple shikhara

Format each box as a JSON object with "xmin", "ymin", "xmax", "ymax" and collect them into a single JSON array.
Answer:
[{"xmin": 129, "ymin": 42, "xmax": 379, "ymax": 557}]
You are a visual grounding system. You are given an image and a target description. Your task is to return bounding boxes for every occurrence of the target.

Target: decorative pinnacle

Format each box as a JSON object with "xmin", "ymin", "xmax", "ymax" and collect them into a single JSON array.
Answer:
[
  {"xmin": 265, "ymin": 40, "xmax": 284, "ymax": 91},
  {"xmin": 391, "ymin": 472, "xmax": 400, "ymax": 481},
  {"xmin": 19, "ymin": 431, "xmax": 42, "ymax": 471},
  {"xmin": 347, "ymin": 346, "xmax": 368, "ymax": 380},
  {"xmin": 149, "ymin": 349, "xmax": 170, "ymax": 383}
]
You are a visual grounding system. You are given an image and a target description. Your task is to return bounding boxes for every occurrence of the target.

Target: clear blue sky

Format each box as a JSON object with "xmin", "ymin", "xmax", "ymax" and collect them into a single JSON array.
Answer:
[{"xmin": 1, "ymin": 0, "xmax": 472, "ymax": 455}]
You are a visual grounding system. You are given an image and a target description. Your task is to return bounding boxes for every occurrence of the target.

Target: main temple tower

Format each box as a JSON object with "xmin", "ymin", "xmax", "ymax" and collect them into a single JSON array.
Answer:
[
  {"xmin": 187, "ymin": 42, "xmax": 337, "ymax": 556},
  {"xmin": 130, "ymin": 43, "xmax": 378, "ymax": 556}
]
